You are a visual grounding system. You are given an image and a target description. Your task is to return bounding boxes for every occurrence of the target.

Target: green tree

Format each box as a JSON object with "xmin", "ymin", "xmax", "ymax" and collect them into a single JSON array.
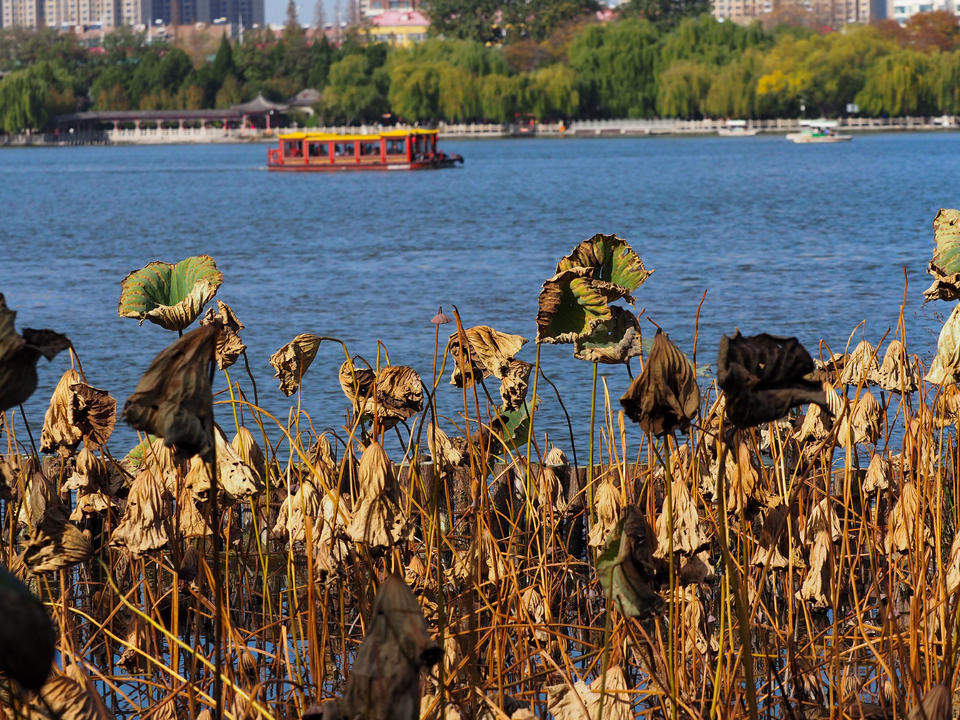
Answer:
[
  {"xmin": 215, "ymin": 73, "xmax": 243, "ymax": 107},
  {"xmin": 0, "ymin": 67, "xmax": 48, "ymax": 133},
  {"xmin": 523, "ymin": 64, "xmax": 578, "ymax": 119},
  {"xmin": 480, "ymin": 74, "xmax": 521, "ymax": 121},
  {"xmin": 656, "ymin": 60, "xmax": 711, "ymax": 117},
  {"xmin": 211, "ymin": 34, "xmax": 236, "ymax": 84},
  {"xmin": 322, "ymin": 54, "xmax": 386, "ymax": 123}
]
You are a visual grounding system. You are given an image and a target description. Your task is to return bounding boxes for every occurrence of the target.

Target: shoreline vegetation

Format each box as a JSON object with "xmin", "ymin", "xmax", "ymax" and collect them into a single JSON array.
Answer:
[
  {"xmin": 4, "ymin": 224, "xmax": 960, "ymax": 718},
  {"xmin": 7, "ymin": 11, "xmax": 960, "ymax": 135}
]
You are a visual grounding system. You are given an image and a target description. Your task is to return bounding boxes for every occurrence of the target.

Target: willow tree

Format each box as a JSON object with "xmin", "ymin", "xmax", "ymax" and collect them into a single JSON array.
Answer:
[
  {"xmin": 0, "ymin": 68, "xmax": 49, "ymax": 134},
  {"xmin": 656, "ymin": 60, "xmax": 712, "ymax": 118},
  {"xmin": 855, "ymin": 50, "xmax": 935, "ymax": 116}
]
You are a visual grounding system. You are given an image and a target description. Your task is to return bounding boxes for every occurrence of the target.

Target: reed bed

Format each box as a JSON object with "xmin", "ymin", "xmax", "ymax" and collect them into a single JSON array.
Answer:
[{"xmin": 1, "ymin": 225, "xmax": 959, "ymax": 720}]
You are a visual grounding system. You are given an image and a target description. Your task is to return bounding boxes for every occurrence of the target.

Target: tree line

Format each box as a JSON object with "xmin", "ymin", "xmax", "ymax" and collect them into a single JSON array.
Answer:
[{"xmin": 3, "ymin": 10, "xmax": 960, "ymax": 134}]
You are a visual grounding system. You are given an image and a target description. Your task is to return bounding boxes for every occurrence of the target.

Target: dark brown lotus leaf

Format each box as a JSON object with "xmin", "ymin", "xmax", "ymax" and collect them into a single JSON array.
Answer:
[
  {"xmin": 40, "ymin": 368, "xmax": 83, "ymax": 457},
  {"xmin": 122, "ymin": 325, "xmax": 216, "ymax": 460},
  {"xmin": 200, "ymin": 300, "xmax": 246, "ymax": 370},
  {"xmin": 573, "ymin": 305, "xmax": 644, "ymax": 365},
  {"xmin": 908, "ymin": 684, "xmax": 951, "ymax": 720},
  {"xmin": 338, "ymin": 574, "xmax": 441, "ymax": 720},
  {"xmin": 752, "ymin": 503, "xmax": 794, "ymax": 569},
  {"xmin": 596, "ymin": 505, "xmax": 666, "ymax": 618},
  {"xmin": 69, "ymin": 382, "xmax": 116, "ymax": 449},
  {"xmin": 22, "ymin": 520, "xmax": 91, "ymax": 573},
  {"xmin": 110, "ymin": 469, "xmax": 169, "ymax": 557},
  {"xmin": 448, "ymin": 325, "xmax": 527, "ymax": 387},
  {"xmin": 499, "ymin": 359, "xmax": 532, "ymax": 412},
  {"xmin": 270, "ymin": 333, "xmax": 324, "ymax": 396},
  {"xmin": 717, "ymin": 332, "xmax": 828, "ymax": 428},
  {"xmin": 0, "ymin": 564, "xmax": 56, "ymax": 691},
  {"xmin": 923, "ymin": 208, "xmax": 960, "ymax": 302},
  {"xmin": 0, "ymin": 295, "xmax": 70, "ymax": 413},
  {"xmin": 620, "ymin": 330, "xmax": 699, "ymax": 436}
]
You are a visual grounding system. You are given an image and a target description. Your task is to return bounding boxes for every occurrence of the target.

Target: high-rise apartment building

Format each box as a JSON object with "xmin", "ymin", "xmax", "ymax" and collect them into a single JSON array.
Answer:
[
  {"xmin": 712, "ymin": 0, "xmax": 883, "ymax": 25},
  {"xmin": 1, "ymin": 0, "xmax": 42, "ymax": 27},
  {"xmin": 889, "ymin": 0, "xmax": 951, "ymax": 23},
  {"xmin": 43, "ymin": 0, "xmax": 117, "ymax": 27},
  {"xmin": 359, "ymin": 0, "xmax": 418, "ymax": 18}
]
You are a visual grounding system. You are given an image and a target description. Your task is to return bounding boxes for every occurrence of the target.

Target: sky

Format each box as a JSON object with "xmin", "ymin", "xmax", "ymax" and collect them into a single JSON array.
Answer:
[{"xmin": 265, "ymin": 0, "xmax": 330, "ymax": 26}]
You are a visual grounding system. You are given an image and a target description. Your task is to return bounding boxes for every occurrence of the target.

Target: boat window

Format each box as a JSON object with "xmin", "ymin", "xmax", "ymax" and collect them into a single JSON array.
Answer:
[
  {"xmin": 386, "ymin": 139, "xmax": 405, "ymax": 155},
  {"xmin": 335, "ymin": 142, "xmax": 354, "ymax": 157},
  {"xmin": 308, "ymin": 141, "xmax": 327, "ymax": 157},
  {"xmin": 283, "ymin": 140, "xmax": 302, "ymax": 156},
  {"xmin": 359, "ymin": 142, "xmax": 379, "ymax": 156}
]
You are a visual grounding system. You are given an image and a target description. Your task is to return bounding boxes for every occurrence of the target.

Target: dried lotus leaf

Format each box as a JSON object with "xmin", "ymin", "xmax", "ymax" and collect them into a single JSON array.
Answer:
[
  {"xmin": 934, "ymin": 385, "xmax": 960, "ymax": 427},
  {"xmin": 32, "ymin": 670, "xmax": 111, "ymax": 720},
  {"xmin": 0, "ymin": 295, "xmax": 70, "ymax": 412},
  {"xmin": 926, "ymin": 303, "xmax": 960, "ymax": 385},
  {"xmin": 272, "ymin": 480, "xmax": 321, "ymax": 545},
  {"xmin": 838, "ymin": 390, "xmax": 881, "ymax": 447},
  {"xmin": 620, "ymin": 330, "xmax": 699, "ymax": 437},
  {"xmin": 0, "ymin": 564, "xmax": 56, "ymax": 691},
  {"xmin": 907, "ymin": 684, "xmax": 951, "ymax": 720},
  {"xmin": 885, "ymin": 482, "xmax": 929, "ymax": 555},
  {"xmin": 40, "ymin": 369, "xmax": 83, "ymax": 456},
  {"xmin": 862, "ymin": 452, "xmax": 891, "ymax": 495},
  {"xmin": 22, "ymin": 521, "xmax": 91, "ymax": 573},
  {"xmin": 795, "ymin": 402, "xmax": 833, "ymax": 443},
  {"xmin": 69, "ymin": 382, "xmax": 116, "ymax": 448},
  {"xmin": 924, "ymin": 208, "xmax": 960, "ymax": 302},
  {"xmin": 718, "ymin": 332, "xmax": 826, "ymax": 428},
  {"xmin": 270, "ymin": 333, "xmax": 324, "ymax": 396},
  {"xmin": 752, "ymin": 503, "xmax": 791, "ymax": 570},
  {"xmin": 655, "ymin": 478, "xmax": 707, "ymax": 558},
  {"xmin": 802, "ymin": 497, "xmax": 841, "ymax": 545},
  {"xmin": 371, "ymin": 365, "xmax": 423, "ymax": 423},
  {"xmin": 122, "ymin": 325, "xmax": 216, "ymax": 460},
  {"xmin": 448, "ymin": 325, "xmax": 527, "ymax": 387},
  {"xmin": 875, "ymin": 341, "xmax": 916, "ymax": 393},
  {"xmin": 499, "ymin": 359, "xmax": 532, "ymax": 412},
  {"xmin": 596, "ymin": 506, "xmax": 665, "ymax": 618},
  {"xmin": 588, "ymin": 479, "xmax": 621, "ymax": 548},
  {"xmin": 214, "ymin": 425, "xmax": 260, "ymax": 499},
  {"xmin": 838, "ymin": 340, "xmax": 880, "ymax": 387},
  {"xmin": 338, "ymin": 575, "xmax": 441, "ymax": 720},
  {"xmin": 546, "ymin": 666, "xmax": 632, "ymax": 720},
  {"xmin": 797, "ymin": 530, "xmax": 832, "ymax": 611},
  {"xmin": 199, "ymin": 300, "xmax": 245, "ymax": 370},
  {"xmin": 232, "ymin": 426, "xmax": 266, "ymax": 482},
  {"xmin": 573, "ymin": 305, "xmax": 644, "ymax": 364},
  {"xmin": 428, "ymin": 423, "xmax": 464, "ymax": 468},
  {"xmin": 175, "ymin": 478, "xmax": 211, "ymax": 539},
  {"xmin": 118, "ymin": 255, "xmax": 222, "ymax": 331},
  {"xmin": 947, "ymin": 533, "xmax": 960, "ymax": 595},
  {"xmin": 110, "ymin": 469, "xmax": 168, "ymax": 557},
  {"xmin": 314, "ymin": 490, "xmax": 351, "ymax": 576},
  {"xmin": 347, "ymin": 442, "xmax": 409, "ymax": 548}
]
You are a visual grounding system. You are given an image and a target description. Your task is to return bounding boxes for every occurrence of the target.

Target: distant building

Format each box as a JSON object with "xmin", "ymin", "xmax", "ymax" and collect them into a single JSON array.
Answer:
[
  {"xmin": 359, "ymin": 0, "xmax": 418, "ymax": 18},
  {"xmin": 711, "ymin": 0, "xmax": 882, "ymax": 26},
  {"xmin": 888, "ymin": 0, "xmax": 947, "ymax": 22},
  {"xmin": 1, "ymin": 0, "xmax": 42, "ymax": 27},
  {"xmin": 360, "ymin": 8, "xmax": 428, "ymax": 43},
  {"xmin": 43, "ymin": 0, "xmax": 117, "ymax": 29}
]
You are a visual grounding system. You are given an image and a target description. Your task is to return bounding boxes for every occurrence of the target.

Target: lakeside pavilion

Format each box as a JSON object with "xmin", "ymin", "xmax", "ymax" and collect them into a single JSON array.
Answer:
[{"xmin": 52, "ymin": 94, "xmax": 290, "ymax": 134}]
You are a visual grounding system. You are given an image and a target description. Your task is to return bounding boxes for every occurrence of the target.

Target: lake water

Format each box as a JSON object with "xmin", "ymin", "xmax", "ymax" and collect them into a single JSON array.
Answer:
[{"xmin": 0, "ymin": 134, "xmax": 955, "ymax": 458}]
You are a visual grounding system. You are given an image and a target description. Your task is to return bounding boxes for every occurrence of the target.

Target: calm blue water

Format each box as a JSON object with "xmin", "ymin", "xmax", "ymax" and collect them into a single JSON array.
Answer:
[{"xmin": 0, "ymin": 134, "xmax": 954, "ymax": 457}]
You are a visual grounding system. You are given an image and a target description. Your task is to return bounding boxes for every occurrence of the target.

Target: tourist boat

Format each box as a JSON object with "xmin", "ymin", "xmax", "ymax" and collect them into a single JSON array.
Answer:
[
  {"xmin": 786, "ymin": 120, "xmax": 852, "ymax": 144},
  {"xmin": 267, "ymin": 128, "xmax": 464, "ymax": 171},
  {"xmin": 717, "ymin": 119, "xmax": 760, "ymax": 137}
]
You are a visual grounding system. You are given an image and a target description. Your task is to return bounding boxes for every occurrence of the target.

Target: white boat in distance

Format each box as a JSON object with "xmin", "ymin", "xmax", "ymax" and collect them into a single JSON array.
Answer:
[
  {"xmin": 717, "ymin": 119, "xmax": 760, "ymax": 136},
  {"xmin": 786, "ymin": 119, "xmax": 852, "ymax": 143}
]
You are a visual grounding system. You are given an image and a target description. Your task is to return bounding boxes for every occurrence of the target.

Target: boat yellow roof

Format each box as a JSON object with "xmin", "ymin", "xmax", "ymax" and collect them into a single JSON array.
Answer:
[{"xmin": 278, "ymin": 128, "xmax": 438, "ymax": 141}]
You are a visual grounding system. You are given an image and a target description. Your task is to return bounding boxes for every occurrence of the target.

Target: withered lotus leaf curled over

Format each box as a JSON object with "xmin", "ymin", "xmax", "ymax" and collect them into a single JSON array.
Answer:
[
  {"xmin": 69, "ymin": 382, "xmax": 116, "ymax": 449},
  {"xmin": 118, "ymin": 255, "xmax": 223, "ymax": 331},
  {"xmin": 427, "ymin": 422, "xmax": 464, "ymax": 469},
  {"xmin": 907, "ymin": 684, "xmax": 951, "ymax": 720},
  {"xmin": 838, "ymin": 390, "xmax": 881, "ymax": 447},
  {"xmin": 837, "ymin": 340, "xmax": 880, "ymax": 387},
  {"xmin": 448, "ymin": 325, "xmax": 527, "ymax": 387},
  {"xmin": 40, "ymin": 369, "xmax": 83, "ymax": 456},
  {"xmin": 272, "ymin": 479, "xmax": 322, "ymax": 545},
  {"xmin": 752, "ymin": 503, "xmax": 792, "ymax": 570},
  {"xmin": 213, "ymin": 425, "xmax": 261, "ymax": 499},
  {"xmin": 596, "ymin": 505, "xmax": 665, "ymax": 618},
  {"xmin": 620, "ymin": 330, "xmax": 699, "ymax": 437},
  {"xmin": 926, "ymin": 303, "xmax": 960, "ymax": 385},
  {"xmin": 797, "ymin": 530, "xmax": 832, "ymax": 611},
  {"xmin": 0, "ymin": 564, "xmax": 56, "ymax": 691},
  {"xmin": 875, "ymin": 340, "xmax": 917, "ymax": 393},
  {"xmin": 546, "ymin": 666, "xmax": 632, "ymax": 720},
  {"xmin": 33, "ymin": 669, "xmax": 112, "ymax": 720},
  {"xmin": 347, "ymin": 441, "xmax": 410, "ymax": 548},
  {"xmin": 340, "ymin": 362, "xmax": 424, "ymax": 427},
  {"xmin": 862, "ymin": 452, "xmax": 891, "ymax": 495},
  {"xmin": 717, "ymin": 332, "xmax": 827, "ymax": 428},
  {"xmin": 0, "ymin": 294, "xmax": 70, "ymax": 413},
  {"xmin": 923, "ymin": 209, "xmax": 960, "ymax": 302},
  {"xmin": 654, "ymin": 477, "xmax": 707, "ymax": 558},
  {"xmin": 232, "ymin": 426, "xmax": 266, "ymax": 483},
  {"xmin": 885, "ymin": 481, "xmax": 930, "ymax": 555},
  {"xmin": 331, "ymin": 575, "xmax": 441, "ymax": 720},
  {"xmin": 589, "ymin": 480, "xmax": 622, "ymax": 548},
  {"xmin": 573, "ymin": 305, "xmax": 644, "ymax": 365},
  {"xmin": 123, "ymin": 325, "xmax": 216, "ymax": 460},
  {"xmin": 175, "ymin": 468, "xmax": 211, "ymax": 539},
  {"xmin": 23, "ymin": 519, "xmax": 91, "ymax": 573},
  {"xmin": 270, "ymin": 333, "xmax": 324, "ymax": 396},
  {"xmin": 199, "ymin": 300, "xmax": 246, "ymax": 370},
  {"xmin": 110, "ymin": 469, "xmax": 168, "ymax": 557},
  {"xmin": 499, "ymin": 359, "xmax": 532, "ymax": 412}
]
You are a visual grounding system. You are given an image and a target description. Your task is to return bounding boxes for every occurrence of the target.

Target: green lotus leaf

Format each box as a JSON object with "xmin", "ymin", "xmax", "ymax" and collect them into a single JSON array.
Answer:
[
  {"xmin": 925, "ymin": 209, "xmax": 960, "ymax": 302},
  {"xmin": 556, "ymin": 233, "xmax": 653, "ymax": 300},
  {"xmin": 573, "ymin": 305, "xmax": 644, "ymax": 364},
  {"xmin": 536, "ymin": 267, "xmax": 622, "ymax": 344},
  {"xmin": 118, "ymin": 255, "xmax": 223, "ymax": 331},
  {"xmin": 595, "ymin": 506, "xmax": 664, "ymax": 619},
  {"xmin": 926, "ymin": 303, "xmax": 960, "ymax": 385}
]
